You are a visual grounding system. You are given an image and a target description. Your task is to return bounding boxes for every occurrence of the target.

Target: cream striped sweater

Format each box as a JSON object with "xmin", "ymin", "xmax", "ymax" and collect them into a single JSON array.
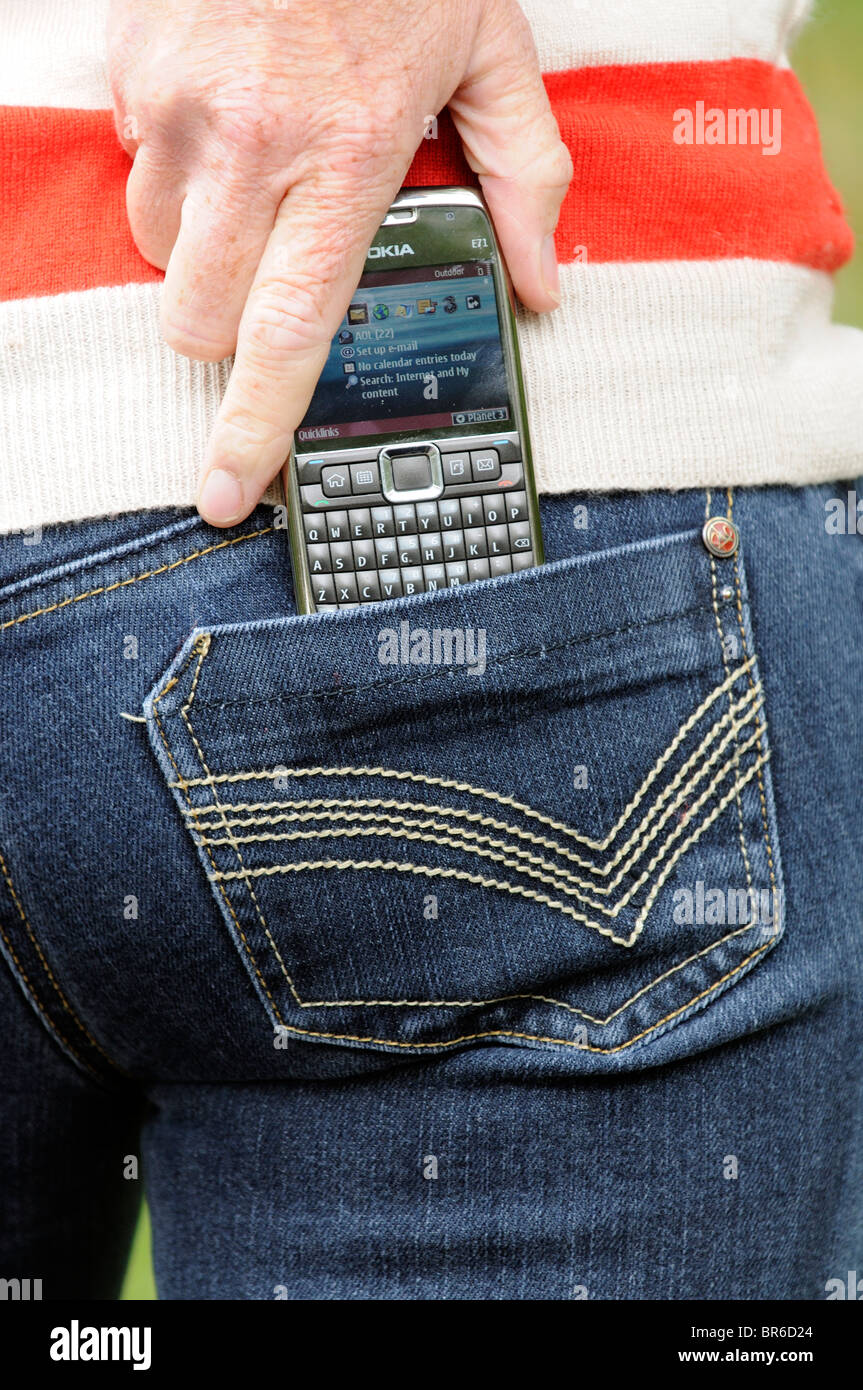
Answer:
[{"xmin": 0, "ymin": 0, "xmax": 860, "ymax": 533}]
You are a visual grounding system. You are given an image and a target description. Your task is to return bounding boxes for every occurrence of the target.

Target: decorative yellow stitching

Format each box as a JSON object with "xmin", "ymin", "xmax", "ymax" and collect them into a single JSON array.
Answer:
[
  {"xmin": 0, "ymin": 526, "xmax": 273, "ymax": 635},
  {"xmin": 178, "ymin": 652, "xmax": 303, "ymax": 1007},
  {"xmin": 149, "ymin": 551, "xmax": 781, "ymax": 1053},
  {"xmin": 706, "ymin": 488, "xmax": 754, "ymax": 890},
  {"xmin": 185, "ymin": 634, "xmax": 211, "ymax": 708},
  {"xmin": 157, "ymin": 667, "xmax": 778, "ymax": 1045},
  {"xmin": 209, "ymin": 750, "xmax": 768, "ymax": 950},
  {"xmin": 0, "ymin": 909, "xmax": 103, "ymax": 1081},
  {"xmin": 190, "ymin": 705, "xmax": 766, "ymax": 904},
  {"xmin": 194, "ymin": 724, "xmax": 767, "ymax": 922},
  {"xmin": 264, "ymin": 935, "xmax": 777, "ymax": 1054},
  {"xmin": 292, "ymin": 918, "xmax": 772, "ymax": 1015},
  {"xmin": 151, "ymin": 643, "xmax": 290, "ymax": 1028},
  {"xmin": 0, "ymin": 846, "xmax": 115, "ymax": 1064},
  {"xmin": 187, "ymin": 684, "xmax": 764, "ymax": 884},
  {"xmin": 727, "ymin": 487, "xmax": 779, "ymax": 895},
  {"xmin": 170, "ymin": 656, "xmax": 757, "ymax": 847}
]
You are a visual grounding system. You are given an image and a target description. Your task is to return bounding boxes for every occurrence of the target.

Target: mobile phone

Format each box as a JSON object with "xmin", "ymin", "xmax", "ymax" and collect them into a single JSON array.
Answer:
[{"xmin": 283, "ymin": 186, "xmax": 544, "ymax": 612}]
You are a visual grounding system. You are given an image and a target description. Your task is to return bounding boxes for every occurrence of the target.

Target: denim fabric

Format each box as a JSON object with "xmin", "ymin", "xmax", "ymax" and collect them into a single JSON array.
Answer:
[{"xmin": 0, "ymin": 484, "xmax": 860, "ymax": 1299}]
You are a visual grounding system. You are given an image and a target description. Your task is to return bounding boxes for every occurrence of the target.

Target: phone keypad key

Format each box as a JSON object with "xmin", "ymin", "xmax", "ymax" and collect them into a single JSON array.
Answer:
[
  {"xmin": 371, "ymin": 506, "xmax": 394, "ymax": 536},
  {"xmin": 322, "ymin": 464, "xmax": 352, "ymax": 498},
  {"xmin": 394, "ymin": 504, "xmax": 417, "ymax": 535},
  {"xmin": 330, "ymin": 541, "xmax": 353, "ymax": 573},
  {"xmin": 416, "ymin": 501, "xmax": 438, "ymax": 532},
  {"xmin": 423, "ymin": 565, "xmax": 446, "ymax": 592},
  {"xmin": 307, "ymin": 544, "xmax": 332, "ymax": 574},
  {"xmin": 438, "ymin": 497, "xmax": 461, "ymax": 529},
  {"xmin": 465, "ymin": 528, "xmax": 487, "ymax": 559},
  {"xmin": 482, "ymin": 497, "xmax": 506, "ymax": 526},
  {"xmin": 441, "ymin": 452, "xmax": 470, "ymax": 484},
  {"xmin": 352, "ymin": 539, "xmax": 376, "ymax": 571},
  {"xmin": 420, "ymin": 533, "xmax": 443, "ymax": 564},
  {"xmin": 350, "ymin": 510, "xmax": 372, "ymax": 540},
  {"xmin": 461, "ymin": 498, "xmax": 484, "ymax": 529},
  {"xmin": 486, "ymin": 525, "xmax": 509, "ymax": 556},
  {"xmin": 334, "ymin": 575, "xmax": 359, "ymax": 604},
  {"xmin": 375, "ymin": 537, "xmax": 398, "ymax": 568},
  {"xmin": 470, "ymin": 449, "xmax": 501, "ymax": 482},
  {"xmin": 397, "ymin": 535, "xmax": 421, "ymax": 567},
  {"xmin": 357, "ymin": 573, "xmax": 381, "ymax": 602},
  {"xmin": 401, "ymin": 567, "xmax": 424, "ymax": 596},
  {"xmin": 350, "ymin": 461, "xmax": 380, "ymax": 494},
  {"xmin": 510, "ymin": 521, "xmax": 532, "ymax": 552},
  {"xmin": 314, "ymin": 576, "xmax": 337, "ymax": 605}
]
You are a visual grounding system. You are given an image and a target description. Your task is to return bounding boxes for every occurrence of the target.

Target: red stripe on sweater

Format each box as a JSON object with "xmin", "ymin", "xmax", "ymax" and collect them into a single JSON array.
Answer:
[{"xmin": 0, "ymin": 59, "xmax": 851, "ymax": 302}]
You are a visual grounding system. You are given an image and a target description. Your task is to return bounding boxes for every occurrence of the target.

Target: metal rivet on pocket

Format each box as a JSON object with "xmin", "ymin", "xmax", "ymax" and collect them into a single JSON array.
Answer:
[{"xmin": 702, "ymin": 516, "xmax": 740, "ymax": 558}]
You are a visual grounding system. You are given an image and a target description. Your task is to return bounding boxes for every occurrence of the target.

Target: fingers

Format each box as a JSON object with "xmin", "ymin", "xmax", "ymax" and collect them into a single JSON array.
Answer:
[
  {"xmin": 158, "ymin": 171, "xmax": 282, "ymax": 360},
  {"xmin": 196, "ymin": 180, "xmax": 404, "ymax": 525},
  {"xmin": 448, "ymin": 0, "xmax": 572, "ymax": 313},
  {"xmin": 125, "ymin": 145, "xmax": 186, "ymax": 270}
]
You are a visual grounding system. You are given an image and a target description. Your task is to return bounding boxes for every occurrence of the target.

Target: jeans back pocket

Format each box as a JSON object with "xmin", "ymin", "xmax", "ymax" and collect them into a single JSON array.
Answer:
[{"xmin": 145, "ymin": 529, "xmax": 783, "ymax": 1066}]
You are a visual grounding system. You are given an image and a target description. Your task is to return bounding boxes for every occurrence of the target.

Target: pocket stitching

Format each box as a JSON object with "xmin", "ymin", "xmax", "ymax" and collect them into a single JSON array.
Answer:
[
  {"xmin": 152, "ymin": 512, "xmax": 783, "ymax": 1055},
  {"xmin": 0, "ymin": 525, "xmax": 273, "ymax": 635},
  {"xmin": 185, "ymin": 597, "xmax": 731, "ymax": 712},
  {"xmin": 172, "ymin": 654, "xmax": 758, "ymax": 852},
  {"xmin": 201, "ymin": 734, "xmax": 769, "ymax": 950},
  {"xmin": 189, "ymin": 705, "xmax": 766, "ymax": 910},
  {"xmin": 181, "ymin": 673, "xmax": 763, "ymax": 879},
  {"xmin": 706, "ymin": 488, "xmax": 756, "ymax": 894},
  {"xmin": 152, "ymin": 638, "xmax": 302, "ymax": 1022},
  {"xmin": 162, "ymin": 656, "xmax": 781, "ymax": 1050},
  {"xmin": 726, "ymin": 488, "xmax": 779, "ymax": 899}
]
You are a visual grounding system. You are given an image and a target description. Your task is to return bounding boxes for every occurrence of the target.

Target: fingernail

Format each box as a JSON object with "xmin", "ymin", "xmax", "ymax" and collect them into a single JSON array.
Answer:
[
  {"xmin": 540, "ymin": 233, "xmax": 561, "ymax": 304},
  {"xmin": 197, "ymin": 467, "xmax": 245, "ymax": 524}
]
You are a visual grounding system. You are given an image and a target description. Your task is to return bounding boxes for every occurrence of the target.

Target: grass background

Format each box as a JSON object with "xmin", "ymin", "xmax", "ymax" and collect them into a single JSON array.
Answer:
[
  {"xmin": 118, "ymin": 0, "xmax": 862, "ymax": 1302},
  {"xmin": 794, "ymin": 0, "xmax": 863, "ymax": 328}
]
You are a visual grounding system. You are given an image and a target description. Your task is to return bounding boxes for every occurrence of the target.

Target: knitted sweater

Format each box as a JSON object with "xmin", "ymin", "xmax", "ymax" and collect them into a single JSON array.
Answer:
[{"xmin": 0, "ymin": 0, "xmax": 860, "ymax": 534}]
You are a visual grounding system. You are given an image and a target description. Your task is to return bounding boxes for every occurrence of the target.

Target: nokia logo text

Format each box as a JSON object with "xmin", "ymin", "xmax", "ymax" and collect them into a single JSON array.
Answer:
[{"xmin": 368, "ymin": 243, "xmax": 414, "ymax": 258}]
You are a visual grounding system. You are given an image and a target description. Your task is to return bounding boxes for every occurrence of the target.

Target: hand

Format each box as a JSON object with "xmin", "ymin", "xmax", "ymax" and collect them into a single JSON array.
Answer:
[{"xmin": 107, "ymin": 0, "xmax": 572, "ymax": 526}]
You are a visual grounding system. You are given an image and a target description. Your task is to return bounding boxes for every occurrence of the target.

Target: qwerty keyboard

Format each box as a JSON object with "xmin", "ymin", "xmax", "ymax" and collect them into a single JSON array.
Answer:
[{"xmin": 294, "ymin": 432, "xmax": 538, "ymax": 610}]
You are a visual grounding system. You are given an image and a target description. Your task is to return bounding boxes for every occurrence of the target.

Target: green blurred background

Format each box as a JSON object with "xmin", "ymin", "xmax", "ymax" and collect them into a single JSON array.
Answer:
[
  {"xmin": 118, "ymin": 0, "xmax": 862, "ymax": 1302},
  {"xmin": 795, "ymin": 0, "xmax": 863, "ymax": 328}
]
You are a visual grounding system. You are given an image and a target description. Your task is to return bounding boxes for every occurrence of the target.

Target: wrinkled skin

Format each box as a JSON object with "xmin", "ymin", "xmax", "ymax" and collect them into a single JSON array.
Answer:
[{"xmin": 107, "ymin": 0, "xmax": 572, "ymax": 525}]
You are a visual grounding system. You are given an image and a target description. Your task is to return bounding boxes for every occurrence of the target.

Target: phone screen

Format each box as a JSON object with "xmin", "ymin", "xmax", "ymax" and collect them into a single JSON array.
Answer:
[{"xmin": 296, "ymin": 259, "xmax": 512, "ymax": 447}]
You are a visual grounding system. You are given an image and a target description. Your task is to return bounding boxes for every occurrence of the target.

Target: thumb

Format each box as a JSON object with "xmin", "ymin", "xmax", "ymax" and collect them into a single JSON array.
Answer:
[{"xmin": 448, "ymin": 0, "xmax": 572, "ymax": 311}]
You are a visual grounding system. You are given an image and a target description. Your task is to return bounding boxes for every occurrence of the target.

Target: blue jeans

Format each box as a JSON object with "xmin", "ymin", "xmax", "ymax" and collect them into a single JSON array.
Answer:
[{"xmin": 1, "ymin": 485, "xmax": 861, "ymax": 1299}]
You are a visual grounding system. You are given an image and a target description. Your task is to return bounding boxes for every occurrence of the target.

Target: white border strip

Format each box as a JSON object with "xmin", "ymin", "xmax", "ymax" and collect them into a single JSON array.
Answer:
[
  {"xmin": 1, "ymin": 260, "xmax": 861, "ymax": 533},
  {"xmin": 0, "ymin": 0, "xmax": 812, "ymax": 107}
]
